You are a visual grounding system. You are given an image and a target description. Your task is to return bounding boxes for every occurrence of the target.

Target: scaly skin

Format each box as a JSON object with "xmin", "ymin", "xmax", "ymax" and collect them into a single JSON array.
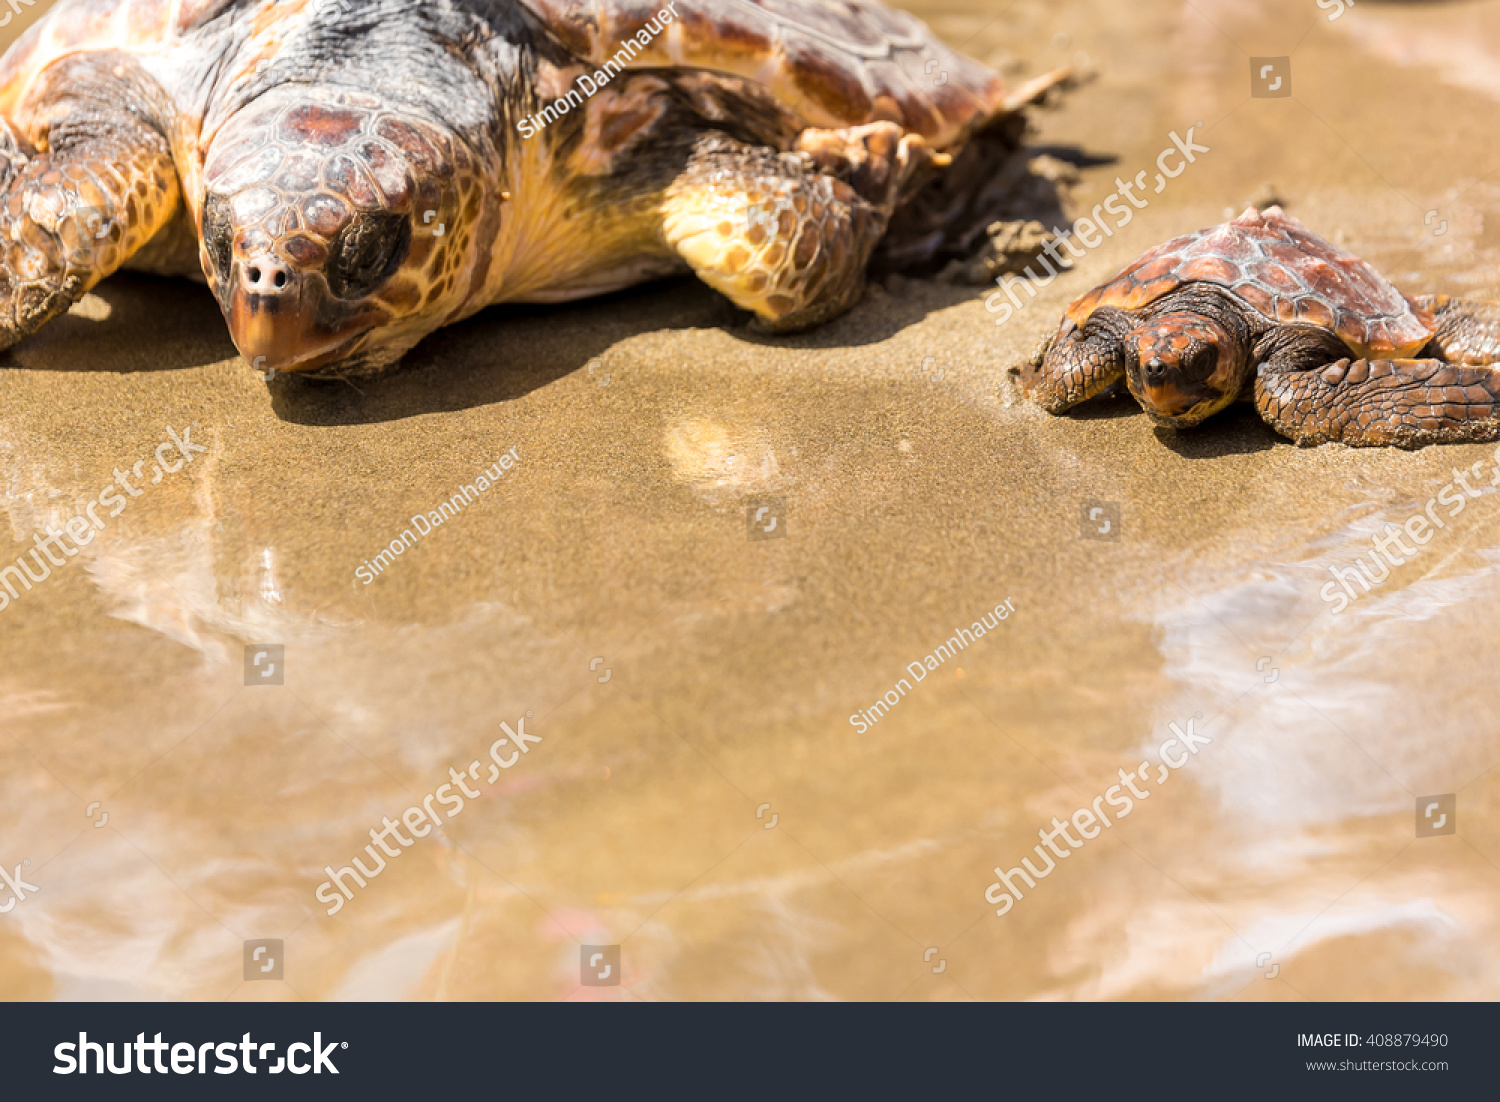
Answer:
[
  {"xmin": 0, "ymin": 0, "xmax": 1054, "ymax": 376},
  {"xmin": 1026, "ymin": 284, "xmax": 1500, "ymax": 447},
  {"xmin": 1417, "ymin": 295, "xmax": 1500, "ymax": 366},
  {"xmin": 1024, "ymin": 285, "xmax": 1258, "ymax": 428},
  {"xmin": 0, "ymin": 54, "xmax": 180, "ymax": 350},
  {"xmin": 194, "ymin": 85, "xmax": 492, "ymax": 375},
  {"xmin": 1255, "ymin": 357, "xmax": 1500, "ymax": 448},
  {"xmin": 663, "ymin": 124, "xmax": 941, "ymax": 331},
  {"xmin": 1018, "ymin": 311, "xmax": 1127, "ymax": 413},
  {"xmin": 1023, "ymin": 208, "xmax": 1500, "ymax": 447}
]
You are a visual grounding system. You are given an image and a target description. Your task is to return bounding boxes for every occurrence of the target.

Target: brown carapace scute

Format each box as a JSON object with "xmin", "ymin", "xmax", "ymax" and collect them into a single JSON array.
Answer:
[
  {"xmin": 0, "ymin": 0, "xmax": 1067, "ymax": 378},
  {"xmin": 1019, "ymin": 206, "xmax": 1500, "ymax": 447}
]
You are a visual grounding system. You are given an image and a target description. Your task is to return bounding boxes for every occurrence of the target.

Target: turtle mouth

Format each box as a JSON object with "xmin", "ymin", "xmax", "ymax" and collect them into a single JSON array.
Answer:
[
  {"xmin": 236, "ymin": 322, "xmax": 373, "ymax": 377},
  {"xmin": 1135, "ymin": 382, "xmax": 1224, "ymax": 428},
  {"xmin": 223, "ymin": 265, "xmax": 382, "ymax": 376},
  {"xmin": 259, "ymin": 331, "xmax": 370, "ymax": 377}
]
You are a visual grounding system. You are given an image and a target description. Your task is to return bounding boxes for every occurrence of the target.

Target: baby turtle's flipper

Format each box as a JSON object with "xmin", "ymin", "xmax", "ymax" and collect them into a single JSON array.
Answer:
[
  {"xmin": 1018, "ymin": 310, "xmax": 1128, "ymax": 414},
  {"xmin": 1255, "ymin": 356, "xmax": 1500, "ymax": 447},
  {"xmin": 0, "ymin": 54, "xmax": 181, "ymax": 351},
  {"xmin": 1414, "ymin": 295, "xmax": 1500, "ymax": 366},
  {"xmin": 660, "ymin": 128, "xmax": 911, "ymax": 331}
]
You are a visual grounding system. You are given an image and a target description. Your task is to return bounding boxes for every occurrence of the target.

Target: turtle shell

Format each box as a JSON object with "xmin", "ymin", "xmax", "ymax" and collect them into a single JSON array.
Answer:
[
  {"xmin": 519, "ymin": 0, "xmax": 1008, "ymax": 146},
  {"xmin": 1066, "ymin": 206, "xmax": 1435, "ymax": 359}
]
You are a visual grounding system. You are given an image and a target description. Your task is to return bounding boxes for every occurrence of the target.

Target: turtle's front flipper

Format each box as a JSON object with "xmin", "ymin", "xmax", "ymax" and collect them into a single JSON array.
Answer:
[
  {"xmin": 1255, "ymin": 356, "xmax": 1500, "ymax": 447},
  {"xmin": 1413, "ymin": 295, "xmax": 1500, "ymax": 365},
  {"xmin": 1017, "ymin": 310, "xmax": 1128, "ymax": 413},
  {"xmin": 0, "ymin": 56, "xmax": 180, "ymax": 351},
  {"xmin": 660, "ymin": 128, "xmax": 915, "ymax": 331}
]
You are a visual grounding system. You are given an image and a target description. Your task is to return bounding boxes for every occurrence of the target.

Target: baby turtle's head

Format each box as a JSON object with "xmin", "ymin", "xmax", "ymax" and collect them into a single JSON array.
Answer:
[
  {"xmin": 1122, "ymin": 312, "xmax": 1245, "ymax": 428},
  {"xmin": 199, "ymin": 89, "xmax": 482, "ymax": 376}
]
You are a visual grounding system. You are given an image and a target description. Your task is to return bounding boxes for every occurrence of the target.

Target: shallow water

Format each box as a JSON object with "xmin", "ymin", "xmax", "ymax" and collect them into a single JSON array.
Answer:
[{"xmin": 2, "ymin": 0, "xmax": 1498, "ymax": 1000}]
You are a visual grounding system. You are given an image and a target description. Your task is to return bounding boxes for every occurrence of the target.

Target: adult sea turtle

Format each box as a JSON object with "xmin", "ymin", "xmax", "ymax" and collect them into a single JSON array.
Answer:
[
  {"xmin": 1019, "ymin": 206, "xmax": 1500, "ymax": 447},
  {"xmin": 0, "ymin": 0, "xmax": 1064, "ymax": 376}
]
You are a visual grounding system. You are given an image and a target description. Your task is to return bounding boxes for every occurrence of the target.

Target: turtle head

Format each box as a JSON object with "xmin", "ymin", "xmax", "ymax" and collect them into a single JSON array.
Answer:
[
  {"xmin": 200, "ymin": 90, "xmax": 481, "ymax": 377},
  {"xmin": 1122, "ymin": 311, "xmax": 1248, "ymax": 428}
]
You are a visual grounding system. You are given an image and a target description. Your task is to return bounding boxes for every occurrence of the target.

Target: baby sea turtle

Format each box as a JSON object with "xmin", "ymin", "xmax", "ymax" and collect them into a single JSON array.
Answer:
[
  {"xmin": 1019, "ymin": 206, "xmax": 1500, "ymax": 446},
  {"xmin": 0, "ymin": 0, "xmax": 1064, "ymax": 377}
]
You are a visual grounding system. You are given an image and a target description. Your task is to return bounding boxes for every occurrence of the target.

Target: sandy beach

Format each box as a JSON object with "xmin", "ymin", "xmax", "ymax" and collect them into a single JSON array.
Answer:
[{"xmin": 2, "ymin": 0, "xmax": 1499, "ymax": 1001}]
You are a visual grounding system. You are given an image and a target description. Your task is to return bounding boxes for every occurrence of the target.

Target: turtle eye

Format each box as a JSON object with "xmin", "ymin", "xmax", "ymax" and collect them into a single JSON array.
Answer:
[
  {"xmin": 327, "ymin": 212, "xmax": 411, "ymax": 298},
  {"xmin": 201, "ymin": 194, "xmax": 234, "ymax": 286},
  {"xmin": 1189, "ymin": 343, "xmax": 1218, "ymax": 379}
]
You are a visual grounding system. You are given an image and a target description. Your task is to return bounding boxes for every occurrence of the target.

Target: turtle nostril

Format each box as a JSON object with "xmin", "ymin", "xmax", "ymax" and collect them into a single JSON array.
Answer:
[
  {"xmin": 241, "ymin": 259, "xmax": 293, "ymax": 294},
  {"xmin": 1145, "ymin": 357, "xmax": 1166, "ymax": 379}
]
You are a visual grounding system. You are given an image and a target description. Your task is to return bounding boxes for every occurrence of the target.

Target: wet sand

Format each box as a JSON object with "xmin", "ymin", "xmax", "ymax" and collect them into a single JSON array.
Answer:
[{"xmin": 2, "ymin": 0, "xmax": 1499, "ymax": 1000}]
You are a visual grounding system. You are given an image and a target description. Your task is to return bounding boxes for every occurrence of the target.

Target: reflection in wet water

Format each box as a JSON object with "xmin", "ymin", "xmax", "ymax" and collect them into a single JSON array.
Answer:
[{"xmin": 1074, "ymin": 496, "xmax": 1500, "ymax": 1000}]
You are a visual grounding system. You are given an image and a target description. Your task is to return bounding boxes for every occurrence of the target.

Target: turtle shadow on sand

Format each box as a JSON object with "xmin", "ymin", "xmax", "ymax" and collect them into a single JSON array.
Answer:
[
  {"xmin": 0, "ymin": 274, "xmax": 236, "ymax": 374},
  {"xmin": 1055, "ymin": 389, "xmax": 1137, "ymax": 422},
  {"xmin": 1062, "ymin": 392, "xmax": 1282, "ymax": 457},
  {"xmin": 267, "ymin": 270, "xmax": 995, "ymax": 427},
  {"xmin": 266, "ymin": 279, "xmax": 713, "ymax": 427},
  {"xmin": 1152, "ymin": 404, "xmax": 1283, "ymax": 458}
]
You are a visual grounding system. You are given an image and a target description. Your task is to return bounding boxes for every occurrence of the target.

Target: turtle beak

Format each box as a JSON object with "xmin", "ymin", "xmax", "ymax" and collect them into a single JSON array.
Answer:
[
  {"xmin": 1142, "ymin": 378, "xmax": 1202, "ymax": 419},
  {"xmin": 1135, "ymin": 359, "xmax": 1222, "ymax": 424},
  {"xmin": 223, "ymin": 252, "xmax": 373, "ymax": 375}
]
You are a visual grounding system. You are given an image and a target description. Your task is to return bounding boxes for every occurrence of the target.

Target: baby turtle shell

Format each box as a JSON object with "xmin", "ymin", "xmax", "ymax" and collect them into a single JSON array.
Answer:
[{"xmin": 1065, "ymin": 205, "xmax": 1435, "ymax": 359}]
